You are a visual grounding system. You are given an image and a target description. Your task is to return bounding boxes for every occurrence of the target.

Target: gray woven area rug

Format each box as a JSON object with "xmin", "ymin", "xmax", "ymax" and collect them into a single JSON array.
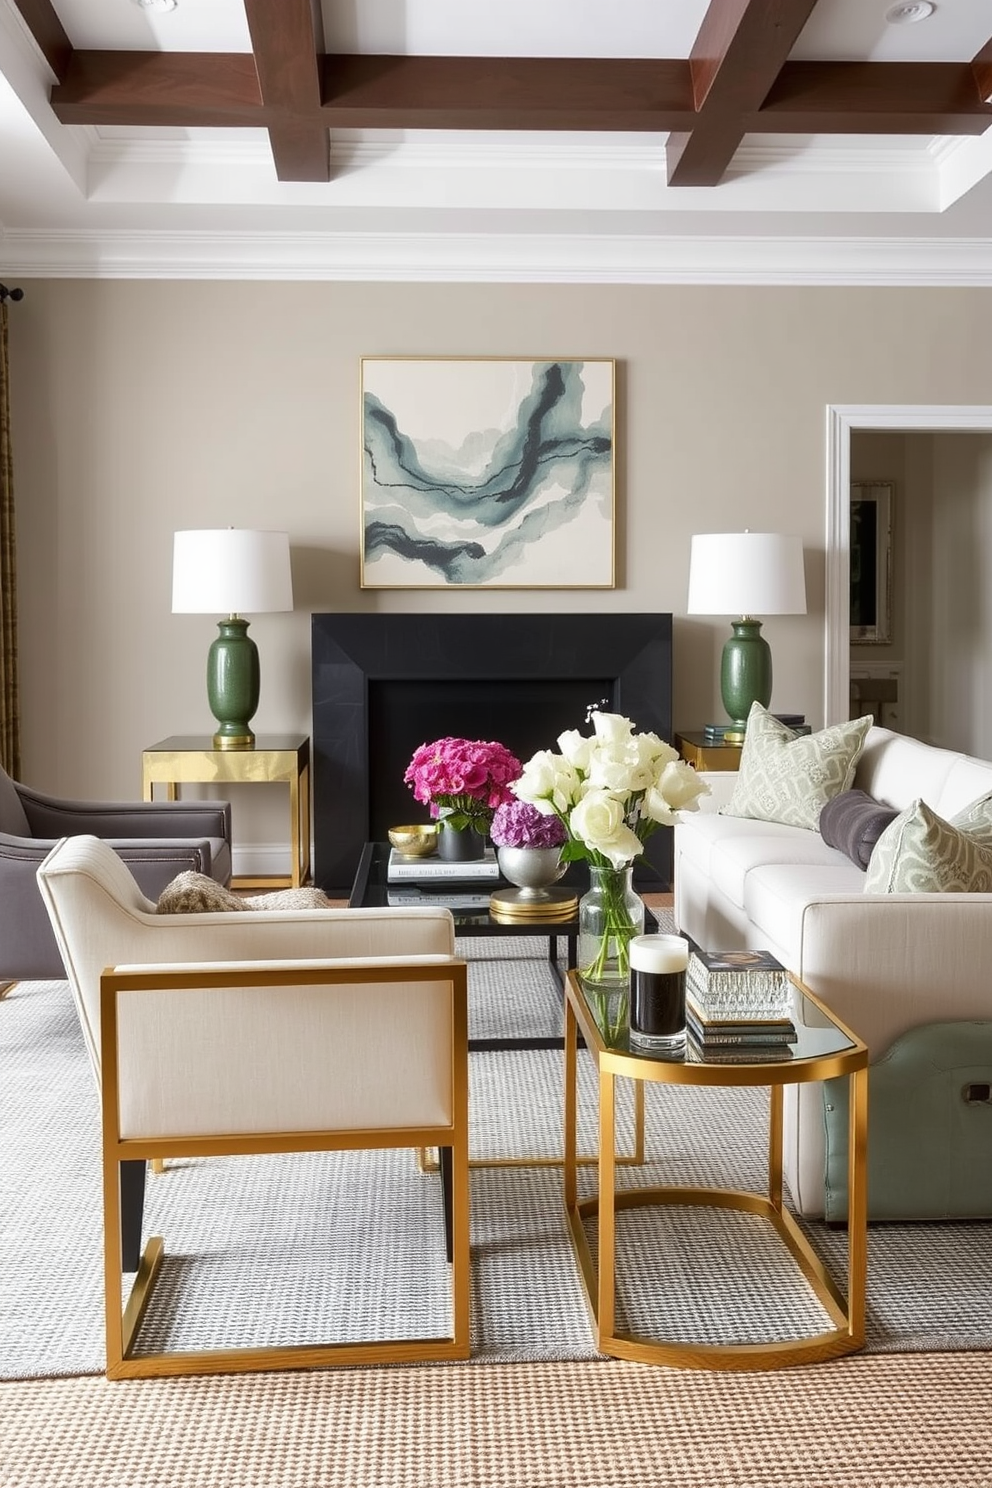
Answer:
[{"xmin": 3, "ymin": 937, "xmax": 991, "ymax": 1379}]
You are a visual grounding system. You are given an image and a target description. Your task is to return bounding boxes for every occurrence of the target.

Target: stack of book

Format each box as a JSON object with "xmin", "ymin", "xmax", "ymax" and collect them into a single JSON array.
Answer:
[
  {"xmin": 387, "ymin": 847, "xmax": 500, "ymax": 884},
  {"xmin": 685, "ymin": 947, "xmax": 797, "ymax": 1062},
  {"xmin": 686, "ymin": 998, "xmax": 797, "ymax": 1062},
  {"xmin": 702, "ymin": 714, "xmax": 808, "ymax": 743},
  {"xmin": 385, "ymin": 846, "xmax": 499, "ymax": 907}
]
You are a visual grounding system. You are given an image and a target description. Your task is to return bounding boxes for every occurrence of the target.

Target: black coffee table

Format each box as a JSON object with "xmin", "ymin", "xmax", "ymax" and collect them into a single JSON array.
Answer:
[{"xmin": 349, "ymin": 841, "xmax": 582, "ymax": 1052}]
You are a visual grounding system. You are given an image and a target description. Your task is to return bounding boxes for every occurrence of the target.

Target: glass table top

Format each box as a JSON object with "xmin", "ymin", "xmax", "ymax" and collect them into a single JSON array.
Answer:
[
  {"xmin": 570, "ymin": 971, "xmax": 863, "ymax": 1072},
  {"xmin": 349, "ymin": 840, "xmax": 589, "ymax": 937}
]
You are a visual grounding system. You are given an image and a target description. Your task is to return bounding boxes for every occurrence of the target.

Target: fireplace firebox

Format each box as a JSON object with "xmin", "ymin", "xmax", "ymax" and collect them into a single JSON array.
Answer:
[{"xmin": 311, "ymin": 613, "xmax": 673, "ymax": 894}]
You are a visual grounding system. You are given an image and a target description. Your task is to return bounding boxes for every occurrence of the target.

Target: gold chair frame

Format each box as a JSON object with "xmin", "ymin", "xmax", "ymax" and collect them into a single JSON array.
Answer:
[{"xmin": 100, "ymin": 960, "xmax": 470, "ymax": 1379}]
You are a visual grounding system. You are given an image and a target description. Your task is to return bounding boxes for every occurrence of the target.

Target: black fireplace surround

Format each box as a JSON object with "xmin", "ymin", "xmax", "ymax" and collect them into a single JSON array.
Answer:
[{"xmin": 311, "ymin": 613, "xmax": 673, "ymax": 895}]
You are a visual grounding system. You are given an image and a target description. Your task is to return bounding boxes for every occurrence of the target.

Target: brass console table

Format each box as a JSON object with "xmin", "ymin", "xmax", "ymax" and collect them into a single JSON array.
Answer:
[
  {"xmin": 142, "ymin": 734, "xmax": 311, "ymax": 889},
  {"xmin": 563, "ymin": 968, "xmax": 868, "ymax": 1370}
]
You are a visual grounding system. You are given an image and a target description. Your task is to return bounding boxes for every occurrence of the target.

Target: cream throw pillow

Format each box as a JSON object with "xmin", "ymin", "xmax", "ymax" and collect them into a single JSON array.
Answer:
[
  {"xmin": 721, "ymin": 704, "xmax": 873, "ymax": 831},
  {"xmin": 865, "ymin": 799, "xmax": 992, "ymax": 894}
]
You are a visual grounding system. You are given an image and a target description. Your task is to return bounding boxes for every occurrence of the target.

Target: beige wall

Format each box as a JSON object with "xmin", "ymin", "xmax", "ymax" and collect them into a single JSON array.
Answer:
[{"xmin": 8, "ymin": 281, "xmax": 992, "ymax": 870}]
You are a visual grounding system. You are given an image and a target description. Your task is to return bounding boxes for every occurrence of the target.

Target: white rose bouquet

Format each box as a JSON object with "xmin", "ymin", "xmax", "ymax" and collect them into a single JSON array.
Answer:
[
  {"xmin": 512, "ymin": 710, "xmax": 710, "ymax": 870},
  {"xmin": 512, "ymin": 711, "xmax": 709, "ymax": 992}
]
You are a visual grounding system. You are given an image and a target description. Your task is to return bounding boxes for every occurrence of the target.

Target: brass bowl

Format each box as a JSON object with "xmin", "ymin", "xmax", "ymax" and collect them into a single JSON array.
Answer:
[{"xmin": 388, "ymin": 824, "xmax": 438, "ymax": 857}]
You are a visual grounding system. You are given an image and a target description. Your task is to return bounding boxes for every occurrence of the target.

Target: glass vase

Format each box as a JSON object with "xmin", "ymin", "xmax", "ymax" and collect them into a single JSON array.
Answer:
[{"xmin": 578, "ymin": 865, "xmax": 645, "ymax": 990}]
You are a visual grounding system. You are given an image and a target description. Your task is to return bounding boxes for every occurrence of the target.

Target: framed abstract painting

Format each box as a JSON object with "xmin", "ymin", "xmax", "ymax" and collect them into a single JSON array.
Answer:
[{"xmin": 360, "ymin": 357, "xmax": 615, "ymax": 588}]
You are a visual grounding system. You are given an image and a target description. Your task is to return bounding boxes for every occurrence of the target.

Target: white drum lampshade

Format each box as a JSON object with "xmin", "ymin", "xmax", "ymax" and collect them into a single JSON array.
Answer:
[
  {"xmin": 687, "ymin": 532, "xmax": 807, "ymax": 735},
  {"xmin": 172, "ymin": 529, "xmax": 293, "ymax": 750}
]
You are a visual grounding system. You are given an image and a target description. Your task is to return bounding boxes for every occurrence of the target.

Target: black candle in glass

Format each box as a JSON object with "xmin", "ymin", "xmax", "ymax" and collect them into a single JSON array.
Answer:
[{"xmin": 629, "ymin": 934, "xmax": 688, "ymax": 1054}]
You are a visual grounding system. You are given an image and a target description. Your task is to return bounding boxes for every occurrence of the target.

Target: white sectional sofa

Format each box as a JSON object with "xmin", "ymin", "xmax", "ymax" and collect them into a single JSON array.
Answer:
[{"xmin": 674, "ymin": 725, "xmax": 992, "ymax": 1220}]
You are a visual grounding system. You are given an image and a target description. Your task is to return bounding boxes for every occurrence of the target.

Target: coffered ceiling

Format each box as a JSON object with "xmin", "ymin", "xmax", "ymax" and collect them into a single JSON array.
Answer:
[{"xmin": 1, "ymin": 0, "xmax": 991, "ymax": 282}]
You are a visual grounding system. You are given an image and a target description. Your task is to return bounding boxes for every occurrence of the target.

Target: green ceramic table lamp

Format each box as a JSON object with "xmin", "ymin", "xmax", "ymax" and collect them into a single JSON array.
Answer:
[
  {"xmin": 172, "ymin": 528, "xmax": 293, "ymax": 750},
  {"xmin": 686, "ymin": 531, "xmax": 807, "ymax": 743}
]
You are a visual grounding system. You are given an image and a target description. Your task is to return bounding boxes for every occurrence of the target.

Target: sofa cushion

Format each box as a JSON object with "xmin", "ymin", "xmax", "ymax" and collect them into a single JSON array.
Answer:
[
  {"xmin": 819, "ymin": 789, "xmax": 899, "ymax": 870},
  {"xmin": 674, "ymin": 809, "xmax": 804, "ymax": 883},
  {"xmin": 742, "ymin": 860, "xmax": 867, "ymax": 968},
  {"xmin": 865, "ymin": 799, "xmax": 992, "ymax": 894},
  {"xmin": 721, "ymin": 705, "xmax": 873, "ymax": 832},
  {"xmin": 709, "ymin": 829, "xmax": 851, "ymax": 910},
  {"xmin": 934, "ymin": 758, "xmax": 992, "ymax": 820},
  {"xmin": 853, "ymin": 727, "xmax": 958, "ymax": 813}
]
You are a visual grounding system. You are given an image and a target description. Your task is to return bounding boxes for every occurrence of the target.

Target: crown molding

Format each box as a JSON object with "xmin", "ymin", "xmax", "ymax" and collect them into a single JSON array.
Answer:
[{"xmin": 2, "ymin": 228, "xmax": 992, "ymax": 285}]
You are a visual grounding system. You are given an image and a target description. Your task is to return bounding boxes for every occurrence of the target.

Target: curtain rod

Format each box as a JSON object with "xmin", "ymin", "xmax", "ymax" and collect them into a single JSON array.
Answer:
[{"xmin": 0, "ymin": 284, "xmax": 24, "ymax": 303}]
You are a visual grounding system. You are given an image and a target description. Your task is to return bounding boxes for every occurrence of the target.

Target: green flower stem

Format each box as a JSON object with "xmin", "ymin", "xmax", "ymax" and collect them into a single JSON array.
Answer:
[
  {"xmin": 579, "ymin": 864, "xmax": 642, "ymax": 989},
  {"xmin": 589, "ymin": 987, "xmax": 629, "ymax": 1047}
]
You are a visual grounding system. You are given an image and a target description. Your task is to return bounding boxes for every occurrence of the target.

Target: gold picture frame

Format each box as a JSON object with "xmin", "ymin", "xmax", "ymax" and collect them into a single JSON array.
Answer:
[{"xmin": 360, "ymin": 357, "xmax": 616, "ymax": 589}]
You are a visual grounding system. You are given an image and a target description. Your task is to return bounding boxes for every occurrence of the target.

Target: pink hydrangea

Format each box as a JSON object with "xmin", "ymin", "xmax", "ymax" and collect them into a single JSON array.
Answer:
[
  {"xmin": 490, "ymin": 799, "xmax": 567, "ymax": 850},
  {"xmin": 404, "ymin": 736, "xmax": 522, "ymax": 829}
]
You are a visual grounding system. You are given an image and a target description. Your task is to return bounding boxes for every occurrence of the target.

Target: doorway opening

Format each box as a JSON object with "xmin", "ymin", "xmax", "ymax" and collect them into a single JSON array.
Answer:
[{"xmin": 826, "ymin": 405, "xmax": 992, "ymax": 749}]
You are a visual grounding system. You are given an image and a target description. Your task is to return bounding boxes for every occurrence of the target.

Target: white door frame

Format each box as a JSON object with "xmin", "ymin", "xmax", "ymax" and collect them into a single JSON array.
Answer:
[{"xmin": 825, "ymin": 404, "xmax": 992, "ymax": 726}]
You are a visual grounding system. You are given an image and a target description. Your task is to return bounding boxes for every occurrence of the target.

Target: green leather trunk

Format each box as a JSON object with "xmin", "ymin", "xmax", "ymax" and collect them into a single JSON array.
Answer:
[{"xmin": 823, "ymin": 1021, "xmax": 992, "ymax": 1222}]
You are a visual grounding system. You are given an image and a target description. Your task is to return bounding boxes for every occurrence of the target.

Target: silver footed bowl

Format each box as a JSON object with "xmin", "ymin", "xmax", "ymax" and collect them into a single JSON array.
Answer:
[{"xmin": 496, "ymin": 846, "xmax": 567, "ymax": 900}]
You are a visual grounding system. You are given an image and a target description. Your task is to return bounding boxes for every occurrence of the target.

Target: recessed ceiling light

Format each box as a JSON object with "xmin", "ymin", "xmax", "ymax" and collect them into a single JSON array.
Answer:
[
  {"xmin": 131, "ymin": 0, "xmax": 178, "ymax": 13},
  {"xmin": 885, "ymin": 2, "xmax": 935, "ymax": 23}
]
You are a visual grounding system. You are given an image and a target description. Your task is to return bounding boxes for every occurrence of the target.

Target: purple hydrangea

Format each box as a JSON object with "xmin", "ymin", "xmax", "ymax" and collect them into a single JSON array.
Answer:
[{"xmin": 489, "ymin": 799, "xmax": 567, "ymax": 850}]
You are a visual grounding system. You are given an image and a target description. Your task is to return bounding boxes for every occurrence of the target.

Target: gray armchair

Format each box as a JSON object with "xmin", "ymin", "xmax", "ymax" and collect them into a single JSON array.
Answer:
[{"xmin": 0, "ymin": 765, "xmax": 232, "ymax": 982}]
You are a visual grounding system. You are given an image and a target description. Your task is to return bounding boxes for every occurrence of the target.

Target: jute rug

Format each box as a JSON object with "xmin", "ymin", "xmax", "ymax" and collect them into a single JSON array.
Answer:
[
  {"xmin": 3, "ymin": 1353, "xmax": 992, "ymax": 1488},
  {"xmin": 3, "ymin": 940, "xmax": 992, "ymax": 1381}
]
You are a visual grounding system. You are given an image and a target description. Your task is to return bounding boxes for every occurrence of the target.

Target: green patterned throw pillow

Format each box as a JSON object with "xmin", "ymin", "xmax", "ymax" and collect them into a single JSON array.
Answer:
[
  {"xmin": 721, "ymin": 704, "xmax": 873, "ymax": 831},
  {"xmin": 865, "ymin": 798, "xmax": 992, "ymax": 894},
  {"xmin": 949, "ymin": 791, "xmax": 992, "ymax": 847}
]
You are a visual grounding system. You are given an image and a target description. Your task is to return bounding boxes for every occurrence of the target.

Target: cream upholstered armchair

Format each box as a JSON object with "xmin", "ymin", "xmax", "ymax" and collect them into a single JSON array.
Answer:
[
  {"xmin": 0, "ymin": 763, "xmax": 232, "ymax": 982},
  {"xmin": 36, "ymin": 835, "xmax": 469, "ymax": 1379}
]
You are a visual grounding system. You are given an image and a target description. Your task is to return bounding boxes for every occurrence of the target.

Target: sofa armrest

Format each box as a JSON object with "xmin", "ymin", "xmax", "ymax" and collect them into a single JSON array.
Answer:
[
  {"xmin": 17, "ymin": 785, "xmax": 232, "ymax": 844},
  {"xmin": 692, "ymin": 771, "xmax": 738, "ymax": 813},
  {"xmin": 796, "ymin": 893, "xmax": 992, "ymax": 1055}
]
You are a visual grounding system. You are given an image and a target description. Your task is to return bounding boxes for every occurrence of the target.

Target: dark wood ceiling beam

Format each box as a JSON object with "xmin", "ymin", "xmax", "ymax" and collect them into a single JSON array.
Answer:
[
  {"xmin": 50, "ymin": 51, "xmax": 992, "ymax": 137},
  {"xmin": 667, "ymin": 0, "xmax": 819, "ymax": 187},
  {"xmin": 10, "ymin": 0, "xmax": 71, "ymax": 80},
  {"xmin": 49, "ymin": 54, "xmax": 696, "ymax": 132},
  {"xmin": 51, "ymin": 53, "xmax": 264, "ymax": 127},
  {"xmin": 243, "ymin": 0, "xmax": 329, "ymax": 181},
  {"xmin": 973, "ymin": 37, "xmax": 992, "ymax": 106},
  {"xmin": 755, "ymin": 61, "xmax": 992, "ymax": 135},
  {"xmin": 318, "ymin": 56, "xmax": 695, "ymax": 131}
]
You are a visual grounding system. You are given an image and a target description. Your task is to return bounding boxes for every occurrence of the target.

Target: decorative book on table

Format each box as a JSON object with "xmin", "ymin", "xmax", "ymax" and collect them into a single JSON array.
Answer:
[
  {"xmin": 703, "ymin": 716, "xmax": 809, "ymax": 741},
  {"xmin": 686, "ymin": 948, "xmax": 793, "ymax": 1019},
  {"xmin": 386, "ymin": 887, "xmax": 494, "ymax": 909},
  {"xmin": 387, "ymin": 847, "xmax": 500, "ymax": 883},
  {"xmin": 687, "ymin": 1036, "xmax": 795, "ymax": 1064},
  {"xmin": 686, "ymin": 996, "xmax": 797, "ymax": 1046}
]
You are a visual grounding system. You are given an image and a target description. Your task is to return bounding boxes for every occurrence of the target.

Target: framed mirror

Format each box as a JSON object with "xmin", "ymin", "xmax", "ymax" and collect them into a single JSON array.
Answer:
[{"xmin": 850, "ymin": 481, "xmax": 893, "ymax": 645}]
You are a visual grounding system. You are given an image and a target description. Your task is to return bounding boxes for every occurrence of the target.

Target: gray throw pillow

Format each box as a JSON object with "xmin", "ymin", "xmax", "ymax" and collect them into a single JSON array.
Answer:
[
  {"xmin": 865, "ymin": 799, "xmax": 992, "ymax": 893},
  {"xmin": 819, "ymin": 789, "xmax": 899, "ymax": 870},
  {"xmin": 721, "ymin": 704, "xmax": 873, "ymax": 832}
]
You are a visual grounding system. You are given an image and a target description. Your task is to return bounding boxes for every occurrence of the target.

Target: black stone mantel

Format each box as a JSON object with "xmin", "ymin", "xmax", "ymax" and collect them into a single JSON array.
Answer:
[{"xmin": 311, "ymin": 613, "xmax": 673, "ymax": 895}]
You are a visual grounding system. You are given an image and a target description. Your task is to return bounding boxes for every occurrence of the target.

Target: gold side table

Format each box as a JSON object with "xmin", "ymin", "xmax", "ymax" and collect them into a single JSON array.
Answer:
[
  {"xmin": 675, "ymin": 731, "xmax": 744, "ymax": 771},
  {"xmin": 563, "ymin": 968, "xmax": 868, "ymax": 1370},
  {"xmin": 141, "ymin": 734, "xmax": 311, "ymax": 889}
]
